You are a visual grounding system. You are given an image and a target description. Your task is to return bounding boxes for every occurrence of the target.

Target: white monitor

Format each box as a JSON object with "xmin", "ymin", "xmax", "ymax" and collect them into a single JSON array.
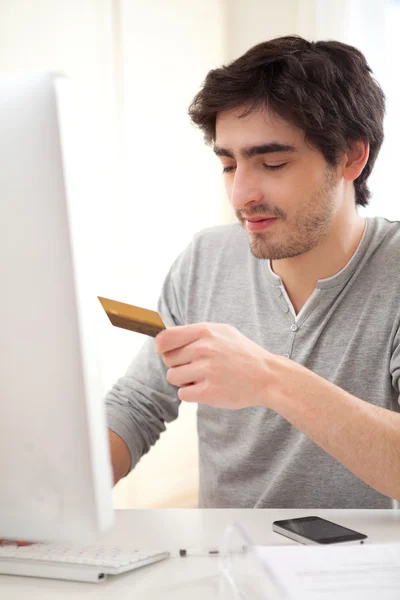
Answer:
[{"xmin": 0, "ymin": 72, "xmax": 114, "ymax": 543}]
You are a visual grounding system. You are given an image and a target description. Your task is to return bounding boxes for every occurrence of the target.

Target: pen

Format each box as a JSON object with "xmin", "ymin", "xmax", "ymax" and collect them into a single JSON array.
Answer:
[
  {"xmin": 179, "ymin": 545, "xmax": 247, "ymax": 557},
  {"xmin": 179, "ymin": 548, "xmax": 219, "ymax": 557}
]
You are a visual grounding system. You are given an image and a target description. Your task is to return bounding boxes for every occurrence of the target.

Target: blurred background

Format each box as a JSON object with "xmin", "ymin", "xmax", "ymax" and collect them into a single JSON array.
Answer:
[{"xmin": 1, "ymin": 0, "xmax": 398, "ymax": 508}]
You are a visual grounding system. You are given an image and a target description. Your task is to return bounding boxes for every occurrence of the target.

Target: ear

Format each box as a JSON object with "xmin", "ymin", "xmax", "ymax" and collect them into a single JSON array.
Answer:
[{"xmin": 341, "ymin": 139, "xmax": 369, "ymax": 182}]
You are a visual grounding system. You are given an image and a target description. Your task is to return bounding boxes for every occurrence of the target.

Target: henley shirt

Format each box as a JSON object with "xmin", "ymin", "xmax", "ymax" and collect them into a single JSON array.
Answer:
[{"xmin": 106, "ymin": 216, "xmax": 400, "ymax": 508}]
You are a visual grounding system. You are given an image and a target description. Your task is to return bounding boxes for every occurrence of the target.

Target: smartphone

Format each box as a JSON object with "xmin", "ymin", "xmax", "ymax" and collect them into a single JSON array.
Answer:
[{"xmin": 272, "ymin": 516, "xmax": 367, "ymax": 545}]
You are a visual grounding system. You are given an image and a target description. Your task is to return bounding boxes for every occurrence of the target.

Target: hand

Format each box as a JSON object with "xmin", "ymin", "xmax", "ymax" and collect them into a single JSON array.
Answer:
[{"xmin": 155, "ymin": 323, "xmax": 276, "ymax": 409}]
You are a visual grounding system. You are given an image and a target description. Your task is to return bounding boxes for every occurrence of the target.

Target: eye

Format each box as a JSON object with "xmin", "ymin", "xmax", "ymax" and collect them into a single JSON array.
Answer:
[
  {"xmin": 222, "ymin": 165, "xmax": 236, "ymax": 174},
  {"xmin": 263, "ymin": 163, "xmax": 286, "ymax": 171}
]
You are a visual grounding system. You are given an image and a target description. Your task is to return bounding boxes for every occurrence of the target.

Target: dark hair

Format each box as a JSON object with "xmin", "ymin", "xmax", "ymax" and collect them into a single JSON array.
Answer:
[{"xmin": 188, "ymin": 36, "xmax": 385, "ymax": 207}]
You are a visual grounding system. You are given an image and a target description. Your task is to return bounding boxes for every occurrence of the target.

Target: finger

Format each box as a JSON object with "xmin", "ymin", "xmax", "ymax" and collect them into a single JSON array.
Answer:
[
  {"xmin": 155, "ymin": 323, "xmax": 214, "ymax": 354},
  {"xmin": 178, "ymin": 380, "xmax": 208, "ymax": 403},
  {"xmin": 162, "ymin": 339, "xmax": 206, "ymax": 368},
  {"xmin": 167, "ymin": 362, "xmax": 205, "ymax": 388}
]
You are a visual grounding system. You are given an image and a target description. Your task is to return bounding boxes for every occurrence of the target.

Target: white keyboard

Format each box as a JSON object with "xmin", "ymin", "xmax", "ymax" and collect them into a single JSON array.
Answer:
[{"xmin": 0, "ymin": 542, "xmax": 170, "ymax": 583}]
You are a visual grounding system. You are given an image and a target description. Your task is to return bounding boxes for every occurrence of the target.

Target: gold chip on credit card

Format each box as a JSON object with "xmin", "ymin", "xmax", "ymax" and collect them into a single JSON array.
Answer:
[{"xmin": 98, "ymin": 296, "xmax": 166, "ymax": 337}]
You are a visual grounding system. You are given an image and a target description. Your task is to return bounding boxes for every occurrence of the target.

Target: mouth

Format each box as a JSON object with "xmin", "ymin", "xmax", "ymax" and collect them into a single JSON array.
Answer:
[{"xmin": 245, "ymin": 217, "xmax": 278, "ymax": 232}]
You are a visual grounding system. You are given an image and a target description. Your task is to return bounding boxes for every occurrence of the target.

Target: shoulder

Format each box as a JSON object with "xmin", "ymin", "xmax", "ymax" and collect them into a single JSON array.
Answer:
[
  {"xmin": 362, "ymin": 217, "xmax": 400, "ymax": 288},
  {"xmin": 371, "ymin": 216, "xmax": 400, "ymax": 240},
  {"xmin": 173, "ymin": 222, "xmax": 248, "ymax": 266},
  {"xmin": 191, "ymin": 222, "xmax": 248, "ymax": 250},
  {"xmin": 167, "ymin": 222, "xmax": 250, "ymax": 286},
  {"xmin": 369, "ymin": 217, "xmax": 400, "ymax": 260}
]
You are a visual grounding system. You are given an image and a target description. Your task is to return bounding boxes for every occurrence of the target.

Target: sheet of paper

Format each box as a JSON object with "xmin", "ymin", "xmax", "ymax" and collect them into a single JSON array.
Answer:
[{"xmin": 255, "ymin": 543, "xmax": 400, "ymax": 599}]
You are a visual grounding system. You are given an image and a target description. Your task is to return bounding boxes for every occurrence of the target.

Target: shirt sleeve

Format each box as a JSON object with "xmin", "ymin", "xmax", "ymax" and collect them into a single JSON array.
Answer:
[{"xmin": 105, "ymin": 242, "xmax": 191, "ymax": 472}]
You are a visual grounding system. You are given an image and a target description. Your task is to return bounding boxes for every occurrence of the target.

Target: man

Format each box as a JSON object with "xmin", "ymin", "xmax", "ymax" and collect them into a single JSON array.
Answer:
[{"xmin": 107, "ymin": 35, "xmax": 400, "ymax": 509}]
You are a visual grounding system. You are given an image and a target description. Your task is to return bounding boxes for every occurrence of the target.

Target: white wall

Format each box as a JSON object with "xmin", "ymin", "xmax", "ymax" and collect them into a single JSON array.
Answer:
[
  {"xmin": 226, "ymin": 0, "xmax": 297, "ymax": 59},
  {"xmin": 365, "ymin": 0, "xmax": 400, "ymax": 221}
]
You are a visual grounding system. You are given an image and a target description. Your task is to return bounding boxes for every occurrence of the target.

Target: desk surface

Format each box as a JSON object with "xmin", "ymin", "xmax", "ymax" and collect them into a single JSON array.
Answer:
[{"xmin": 2, "ymin": 508, "xmax": 400, "ymax": 599}]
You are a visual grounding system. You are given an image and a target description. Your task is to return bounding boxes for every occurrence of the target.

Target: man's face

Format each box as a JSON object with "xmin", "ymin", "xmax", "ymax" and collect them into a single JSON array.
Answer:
[{"xmin": 214, "ymin": 107, "xmax": 342, "ymax": 260}]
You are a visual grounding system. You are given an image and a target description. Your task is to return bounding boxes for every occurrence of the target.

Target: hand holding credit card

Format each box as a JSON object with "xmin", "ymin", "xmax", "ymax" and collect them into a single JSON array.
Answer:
[{"xmin": 98, "ymin": 296, "xmax": 166, "ymax": 337}]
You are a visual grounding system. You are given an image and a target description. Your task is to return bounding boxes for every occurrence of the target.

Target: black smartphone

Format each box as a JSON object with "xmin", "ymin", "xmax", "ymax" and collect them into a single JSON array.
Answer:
[{"xmin": 272, "ymin": 516, "xmax": 367, "ymax": 545}]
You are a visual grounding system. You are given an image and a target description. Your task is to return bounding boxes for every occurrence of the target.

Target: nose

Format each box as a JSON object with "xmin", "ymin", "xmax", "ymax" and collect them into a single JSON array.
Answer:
[{"xmin": 229, "ymin": 167, "xmax": 263, "ymax": 211}]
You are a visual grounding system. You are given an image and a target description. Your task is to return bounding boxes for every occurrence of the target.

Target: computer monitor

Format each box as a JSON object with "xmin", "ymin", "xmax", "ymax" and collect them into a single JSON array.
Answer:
[{"xmin": 0, "ymin": 72, "xmax": 114, "ymax": 543}]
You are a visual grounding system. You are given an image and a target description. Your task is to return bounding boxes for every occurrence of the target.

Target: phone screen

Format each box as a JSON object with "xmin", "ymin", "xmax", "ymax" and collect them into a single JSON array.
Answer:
[{"xmin": 273, "ymin": 516, "xmax": 367, "ymax": 543}]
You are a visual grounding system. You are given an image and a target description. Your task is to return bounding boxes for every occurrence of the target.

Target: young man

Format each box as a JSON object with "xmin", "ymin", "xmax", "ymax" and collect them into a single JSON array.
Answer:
[{"xmin": 107, "ymin": 36, "xmax": 400, "ymax": 509}]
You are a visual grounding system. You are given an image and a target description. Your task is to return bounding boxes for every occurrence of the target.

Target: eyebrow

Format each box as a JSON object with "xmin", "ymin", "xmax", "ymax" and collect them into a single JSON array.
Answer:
[{"xmin": 213, "ymin": 142, "xmax": 297, "ymax": 159}]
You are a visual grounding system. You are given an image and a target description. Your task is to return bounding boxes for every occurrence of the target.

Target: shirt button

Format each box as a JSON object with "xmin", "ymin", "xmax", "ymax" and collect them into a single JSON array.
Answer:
[
  {"xmin": 283, "ymin": 306, "xmax": 289, "ymax": 313},
  {"xmin": 283, "ymin": 353, "xmax": 290, "ymax": 358},
  {"xmin": 290, "ymin": 324, "xmax": 298, "ymax": 332}
]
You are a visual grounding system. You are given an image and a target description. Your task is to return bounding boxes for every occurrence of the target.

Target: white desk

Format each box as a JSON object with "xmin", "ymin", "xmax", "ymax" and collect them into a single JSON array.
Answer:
[{"xmin": 2, "ymin": 508, "xmax": 400, "ymax": 599}]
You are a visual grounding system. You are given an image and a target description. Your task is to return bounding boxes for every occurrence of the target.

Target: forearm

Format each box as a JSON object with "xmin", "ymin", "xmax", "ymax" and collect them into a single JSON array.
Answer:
[
  {"xmin": 108, "ymin": 429, "xmax": 131, "ymax": 485},
  {"xmin": 268, "ymin": 356, "xmax": 400, "ymax": 500}
]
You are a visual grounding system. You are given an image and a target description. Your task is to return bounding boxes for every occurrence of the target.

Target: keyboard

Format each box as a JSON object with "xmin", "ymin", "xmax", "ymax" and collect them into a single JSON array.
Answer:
[{"xmin": 0, "ymin": 541, "xmax": 170, "ymax": 583}]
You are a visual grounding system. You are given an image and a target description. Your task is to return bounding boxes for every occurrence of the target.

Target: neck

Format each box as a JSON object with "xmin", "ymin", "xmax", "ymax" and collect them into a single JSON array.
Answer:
[{"xmin": 271, "ymin": 209, "xmax": 366, "ymax": 315}]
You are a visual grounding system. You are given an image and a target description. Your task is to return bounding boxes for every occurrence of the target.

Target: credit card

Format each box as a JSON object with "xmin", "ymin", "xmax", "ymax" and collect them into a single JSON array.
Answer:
[{"xmin": 98, "ymin": 296, "xmax": 166, "ymax": 337}]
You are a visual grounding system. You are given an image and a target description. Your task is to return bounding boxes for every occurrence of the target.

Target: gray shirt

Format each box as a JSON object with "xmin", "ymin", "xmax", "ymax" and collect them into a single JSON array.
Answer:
[{"xmin": 106, "ymin": 216, "xmax": 400, "ymax": 508}]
